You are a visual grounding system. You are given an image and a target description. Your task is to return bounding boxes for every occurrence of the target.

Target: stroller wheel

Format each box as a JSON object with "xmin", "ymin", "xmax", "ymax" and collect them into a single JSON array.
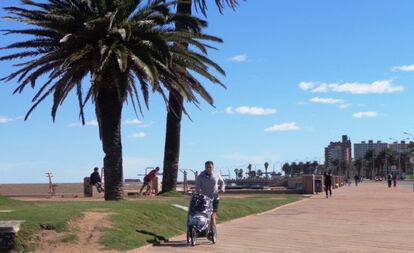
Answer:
[{"xmin": 190, "ymin": 227, "xmax": 197, "ymax": 246}]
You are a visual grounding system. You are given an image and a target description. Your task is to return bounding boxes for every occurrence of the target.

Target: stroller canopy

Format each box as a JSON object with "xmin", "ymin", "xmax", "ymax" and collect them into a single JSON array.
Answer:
[{"xmin": 189, "ymin": 194, "xmax": 212, "ymax": 214}]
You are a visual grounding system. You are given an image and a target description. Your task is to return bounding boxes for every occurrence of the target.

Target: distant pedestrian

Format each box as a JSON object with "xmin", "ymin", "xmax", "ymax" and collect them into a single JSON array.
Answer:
[
  {"xmin": 387, "ymin": 173, "xmax": 392, "ymax": 188},
  {"xmin": 139, "ymin": 167, "xmax": 160, "ymax": 195},
  {"xmin": 90, "ymin": 167, "xmax": 104, "ymax": 193},
  {"xmin": 392, "ymin": 174, "xmax": 397, "ymax": 187},
  {"xmin": 324, "ymin": 170, "xmax": 333, "ymax": 198},
  {"xmin": 354, "ymin": 175, "xmax": 359, "ymax": 186},
  {"xmin": 347, "ymin": 176, "xmax": 351, "ymax": 186}
]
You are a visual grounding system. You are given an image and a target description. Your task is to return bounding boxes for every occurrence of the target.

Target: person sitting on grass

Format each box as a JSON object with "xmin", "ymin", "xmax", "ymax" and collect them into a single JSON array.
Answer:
[
  {"xmin": 90, "ymin": 167, "xmax": 104, "ymax": 193},
  {"xmin": 139, "ymin": 167, "xmax": 160, "ymax": 195}
]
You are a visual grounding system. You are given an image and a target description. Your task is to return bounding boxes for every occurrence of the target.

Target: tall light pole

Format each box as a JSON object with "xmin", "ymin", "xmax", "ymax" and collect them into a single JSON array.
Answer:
[
  {"xmin": 389, "ymin": 138, "xmax": 409, "ymax": 175},
  {"xmin": 403, "ymin": 132, "xmax": 414, "ymax": 192}
]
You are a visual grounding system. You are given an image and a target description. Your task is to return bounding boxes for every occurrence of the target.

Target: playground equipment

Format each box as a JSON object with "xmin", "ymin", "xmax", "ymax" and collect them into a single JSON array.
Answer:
[{"xmin": 45, "ymin": 172, "xmax": 57, "ymax": 195}]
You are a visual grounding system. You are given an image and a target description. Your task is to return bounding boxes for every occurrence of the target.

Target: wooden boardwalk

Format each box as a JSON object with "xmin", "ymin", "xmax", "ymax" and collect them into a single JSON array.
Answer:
[{"xmin": 134, "ymin": 182, "xmax": 414, "ymax": 253}]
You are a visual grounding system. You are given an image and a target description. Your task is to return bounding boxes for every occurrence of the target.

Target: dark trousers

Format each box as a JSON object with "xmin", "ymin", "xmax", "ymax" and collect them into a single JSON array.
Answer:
[{"xmin": 325, "ymin": 185, "xmax": 332, "ymax": 196}]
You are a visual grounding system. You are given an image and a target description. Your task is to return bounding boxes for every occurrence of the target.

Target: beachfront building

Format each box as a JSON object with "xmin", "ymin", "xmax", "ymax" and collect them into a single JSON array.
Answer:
[
  {"xmin": 354, "ymin": 140, "xmax": 388, "ymax": 159},
  {"xmin": 324, "ymin": 135, "xmax": 352, "ymax": 168}
]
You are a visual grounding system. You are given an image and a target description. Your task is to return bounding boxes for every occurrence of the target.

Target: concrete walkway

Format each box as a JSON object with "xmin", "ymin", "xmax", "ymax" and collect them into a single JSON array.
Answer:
[{"xmin": 135, "ymin": 182, "xmax": 414, "ymax": 253}]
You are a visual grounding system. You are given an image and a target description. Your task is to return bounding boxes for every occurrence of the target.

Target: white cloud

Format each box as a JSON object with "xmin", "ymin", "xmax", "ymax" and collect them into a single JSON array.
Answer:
[
  {"xmin": 309, "ymin": 97, "xmax": 351, "ymax": 108},
  {"xmin": 265, "ymin": 122, "xmax": 300, "ymax": 132},
  {"xmin": 298, "ymin": 82, "xmax": 315, "ymax": 91},
  {"xmin": 124, "ymin": 118, "xmax": 142, "ymax": 125},
  {"xmin": 225, "ymin": 107, "xmax": 234, "ymax": 114},
  {"xmin": 229, "ymin": 54, "xmax": 248, "ymax": 62},
  {"xmin": 130, "ymin": 132, "xmax": 146, "ymax": 138},
  {"xmin": 0, "ymin": 115, "xmax": 23, "ymax": 124},
  {"xmin": 299, "ymin": 80, "xmax": 404, "ymax": 94},
  {"xmin": 353, "ymin": 111, "xmax": 379, "ymax": 118},
  {"xmin": 309, "ymin": 97, "xmax": 344, "ymax": 104},
  {"xmin": 225, "ymin": 106, "xmax": 276, "ymax": 116},
  {"xmin": 67, "ymin": 120, "xmax": 98, "ymax": 127},
  {"xmin": 392, "ymin": 64, "xmax": 414, "ymax": 72}
]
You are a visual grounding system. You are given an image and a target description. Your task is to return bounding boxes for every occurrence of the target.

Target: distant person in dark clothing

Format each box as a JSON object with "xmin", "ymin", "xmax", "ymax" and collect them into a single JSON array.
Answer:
[
  {"xmin": 139, "ymin": 167, "xmax": 160, "ymax": 195},
  {"xmin": 324, "ymin": 171, "xmax": 333, "ymax": 198},
  {"xmin": 90, "ymin": 167, "xmax": 104, "ymax": 193},
  {"xmin": 387, "ymin": 174, "xmax": 392, "ymax": 188},
  {"xmin": 392, "ymin": 174, "xmax": 397, "ymax": 187},
  {"xmin": 354, "ymin": 175, "xmax": 359, "ymax": 186}
]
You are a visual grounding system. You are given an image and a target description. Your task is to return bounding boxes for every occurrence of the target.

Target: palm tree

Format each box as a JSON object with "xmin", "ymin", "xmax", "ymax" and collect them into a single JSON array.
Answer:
[
  {"xmin": 364, "ymin": 149, "xmax": 376, "ymax": 179},
  {"xmin": 162, "ymin": 0, "xmax": 241, "ymax": 192},
  {"xmin": 354, "ymin": 158, "xmax": 363, "ymax": 176},
  {"xmin": 376, "ymin": 150, "xmax": 387, "ymax": 176},
  {"xmin": 1, "ymin": 0, "xmax": 223, "ymax": 200},
  {"xmin": 331, "ymin": 159, "xmax": 340, "ymax": 175},
  {"xmin": 282, "ymin": 163, "xmax": 291, "ymax": 177}
]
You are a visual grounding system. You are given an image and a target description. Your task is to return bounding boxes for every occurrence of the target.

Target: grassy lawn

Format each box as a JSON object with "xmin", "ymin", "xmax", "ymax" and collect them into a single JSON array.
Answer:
[{"xmin": 0, "ymin": 194, "xmax": 304, "ymax": 252}]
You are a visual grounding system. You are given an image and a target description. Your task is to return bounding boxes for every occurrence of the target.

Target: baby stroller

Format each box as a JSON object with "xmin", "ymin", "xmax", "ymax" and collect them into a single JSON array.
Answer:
[{"xmin": 186, "ymin": 193, "xmax": 217, "ymax": 246}]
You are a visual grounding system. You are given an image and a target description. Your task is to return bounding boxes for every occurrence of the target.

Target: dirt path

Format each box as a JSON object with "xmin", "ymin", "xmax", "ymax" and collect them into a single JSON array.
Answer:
[
  {"xmin": 33, "ymin": 212, "xmax": 117, "ymax": 253},
  {"xmin": 134, "ymin": 182, "xmax": 414, "ymax": 253}
]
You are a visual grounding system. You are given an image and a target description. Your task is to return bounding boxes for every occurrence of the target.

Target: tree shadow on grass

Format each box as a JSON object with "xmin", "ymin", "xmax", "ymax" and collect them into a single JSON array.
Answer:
[{"xmin": 135, "ymin": 229, "xmax": 167, "ymax": 243}]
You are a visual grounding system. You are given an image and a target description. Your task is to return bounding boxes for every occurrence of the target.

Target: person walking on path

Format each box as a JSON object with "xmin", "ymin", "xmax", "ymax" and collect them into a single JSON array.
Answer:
[
  {"xmin": 347, "ymin": 176, "xmax": 352, "ymax": 186},
  {"xmin": 387, "ymin": 173, "xmax": 392, "ymax": 188},
  {"xmin": 139, "ymin": 167, "xmax": 160, "ymax": 195},
  {"xmin": 392, "ymin": 174, "xmax": 397, "ymax": 187},
  {"xmin": 90, "ymin": 167, "xmax": 104, "ymax": 193},
  {"xmin": 354, "ymin": 175, "xmax": 359, "ymax": 186},
  {"xmin": 195, "ymin": 161, "xmax": 225, "ymax": 227},
  {"xmin": 324, "ymin": 171, "xmax": 333, "ymax": 198}
]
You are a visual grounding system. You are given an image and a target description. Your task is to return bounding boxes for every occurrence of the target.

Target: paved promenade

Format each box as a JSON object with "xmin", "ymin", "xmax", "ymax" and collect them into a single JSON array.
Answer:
[{"xmin": 135, "ymin": 182, "xmax": 414, "ymax": 253}]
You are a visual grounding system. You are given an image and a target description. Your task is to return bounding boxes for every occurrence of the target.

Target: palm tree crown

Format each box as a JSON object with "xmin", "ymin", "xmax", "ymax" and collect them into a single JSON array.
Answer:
[
  {"xmin": 194, "ymin": 0, "xmax": 241, "ymax": 16},
  {"xmin": 1, "ymin": 0, "xmax": 224, "ymax": 122},
  {"xmin": 1, "ymin": 0, "xmax": 225, "ymax": 200}
]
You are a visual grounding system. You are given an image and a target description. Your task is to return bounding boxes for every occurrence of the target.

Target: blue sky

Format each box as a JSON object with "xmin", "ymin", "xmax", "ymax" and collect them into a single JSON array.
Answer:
[{"xmin": 1, "ymin": 0, "xmax": 414, "ymax": 183}]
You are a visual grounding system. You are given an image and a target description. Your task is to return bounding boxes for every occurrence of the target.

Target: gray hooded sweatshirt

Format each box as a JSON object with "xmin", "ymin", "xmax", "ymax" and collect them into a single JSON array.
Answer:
[{"xmin": 195, "ymin": 171, "xmax": 225, "ymax": 199}]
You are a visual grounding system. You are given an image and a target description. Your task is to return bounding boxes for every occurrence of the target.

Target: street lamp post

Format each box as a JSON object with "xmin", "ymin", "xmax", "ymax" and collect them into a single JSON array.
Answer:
[
  {"xmin": 389, "ymin": 138, "xmax": 409, "ymax": 176},
  {"xmin": 403, "ymin": 132, "xmax": 414, "ymax": 192}
]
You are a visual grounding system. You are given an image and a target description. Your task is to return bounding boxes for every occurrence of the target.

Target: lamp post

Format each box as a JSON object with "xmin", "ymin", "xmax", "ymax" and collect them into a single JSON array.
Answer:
[
  {"xmin": 389, "ymin": 138, "xmax": 409, "ymax": 176},
  {"xmin": 403, "ymin": 132, "xmax": 414, "ymax": 192}
]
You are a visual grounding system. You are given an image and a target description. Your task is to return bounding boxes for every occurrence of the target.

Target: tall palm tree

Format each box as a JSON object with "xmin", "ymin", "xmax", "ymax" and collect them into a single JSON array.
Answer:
[
  {"xmin": 364, "ymin": 149, "xmax": 376, "ymax": 179},
  {"xmin": 331, "ymin": 159, "xmax": 340, "ymax": 175},
  {"xmin": 1, "ymin": 0, "xmax": 223, "ymax": 200},
  {"xmin": 354, "ymin": 158, "xmax": 363, "ymax": 176},
  {"xmin": 162, "ymin": 0, "xmax": 241, "ymax": 192},
  {"xmin": 282, "ymin": 163, "xmax": 291, "ymax": 177}
]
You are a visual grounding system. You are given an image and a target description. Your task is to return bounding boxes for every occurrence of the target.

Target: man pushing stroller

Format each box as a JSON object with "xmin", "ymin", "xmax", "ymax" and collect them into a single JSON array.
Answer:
[{"xmin": 195, "ymin": 161, "xmax": 225, "ymax": 228}]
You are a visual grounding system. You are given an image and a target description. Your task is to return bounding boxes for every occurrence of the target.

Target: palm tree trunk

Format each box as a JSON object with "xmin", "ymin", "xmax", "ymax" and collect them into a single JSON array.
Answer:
[
  {"xmin": 161, "ymin": 0, "xmax": 192, "ymax": 193},
  {"xmin": 96, "ymin": 86, "xmax": 124, "ymax": 200},
  {"xmin": 162, "ymin": 91, "xmax": 184, "ymax": 192}
]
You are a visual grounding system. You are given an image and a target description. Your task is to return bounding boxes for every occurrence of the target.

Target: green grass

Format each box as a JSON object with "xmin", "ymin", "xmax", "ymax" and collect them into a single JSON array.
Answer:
[
  {"xmin": 61, "ymin": 234, "xmax": 79, "ymax": 243},
  {"xmin": 0, "ymin": 194, "xmax": 303, "ymax": 252}
]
